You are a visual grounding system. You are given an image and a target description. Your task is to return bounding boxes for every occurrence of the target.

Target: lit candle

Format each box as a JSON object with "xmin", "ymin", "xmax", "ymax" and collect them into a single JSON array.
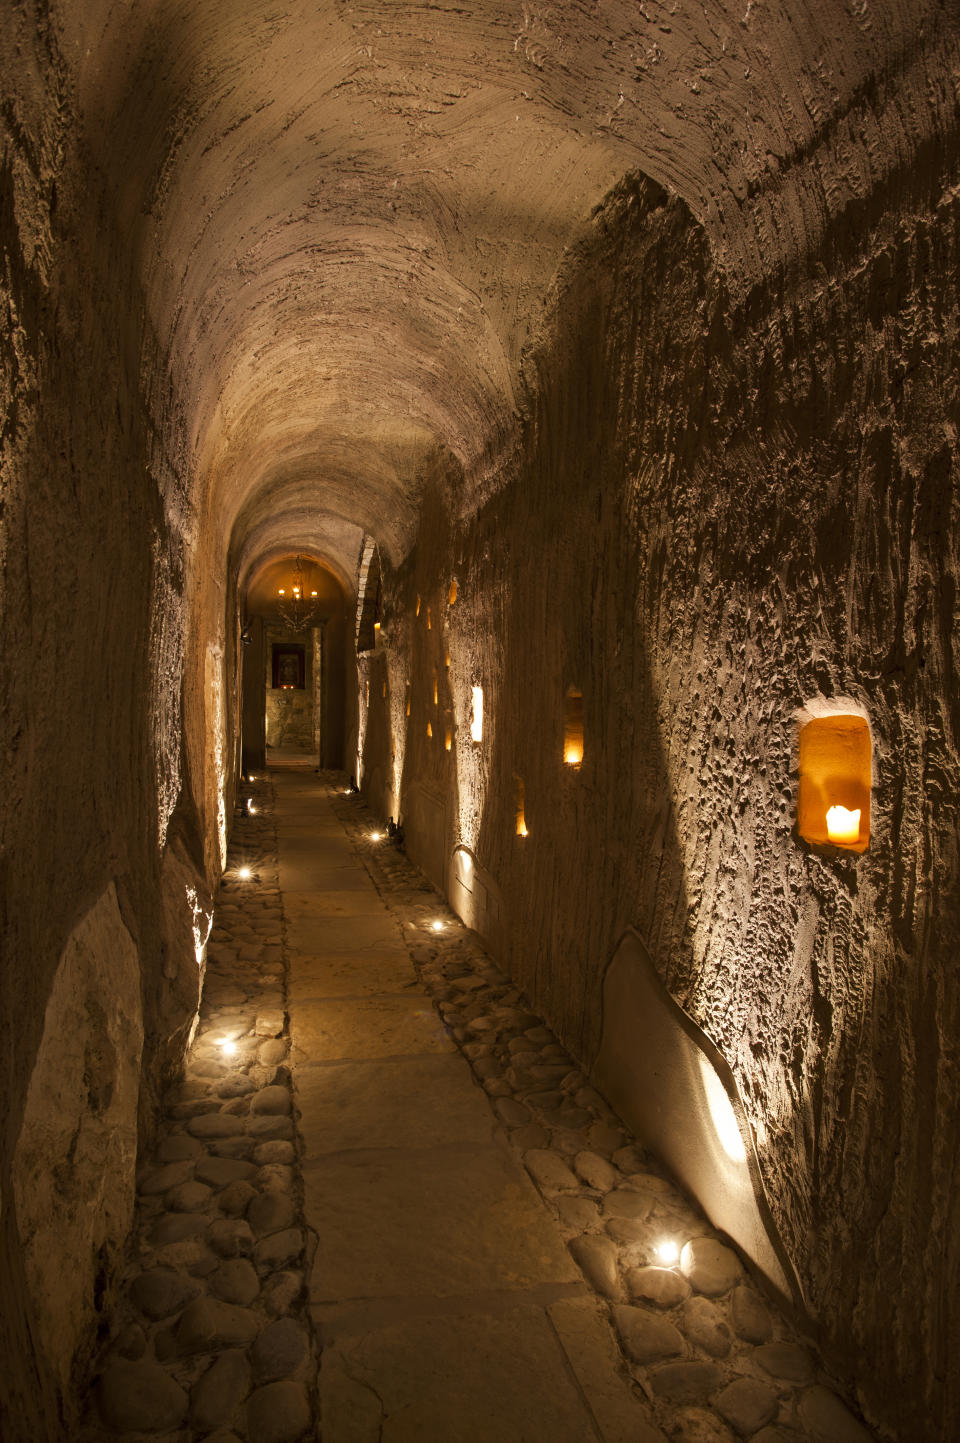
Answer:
[
  {"xmin": 826, "ymin": 805, "xmax": 861, "ymax": 843},
  {"xmin": 564, "ymin": 739, "xmax": 584, "ymax": 766}
]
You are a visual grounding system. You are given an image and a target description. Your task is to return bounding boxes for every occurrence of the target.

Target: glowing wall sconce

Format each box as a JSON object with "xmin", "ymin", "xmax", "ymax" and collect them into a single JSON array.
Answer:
[
  {"xmin": 798, "ymin": 713, "xmax": 871, "ymax": 851},
  {"xmin": 564, "ymin": 686, "xmax": 584, "ymax": 766},
  {"xmin": 515, "ymin": 776, "xmax": 528, "ymax": 837},
  {"xmin": 470, "ymin": 686, "xmax": 484, "ymax": 743}
]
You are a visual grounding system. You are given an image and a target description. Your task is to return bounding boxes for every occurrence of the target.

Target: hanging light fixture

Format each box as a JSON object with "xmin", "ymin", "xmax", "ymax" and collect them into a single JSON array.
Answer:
[{"xmin": 276, "ymin": 555, "xmax": 322, "ymax": 633}]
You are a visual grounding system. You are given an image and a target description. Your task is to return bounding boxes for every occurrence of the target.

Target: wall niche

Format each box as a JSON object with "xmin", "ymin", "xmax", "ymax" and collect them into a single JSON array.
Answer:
[
  {"xmin": 797, "ymin": 712, "xmax": 871, "ymax": 852},
  {"xmin": 564, "ymin": 686, "xmax": 584, "ymax": 766}
]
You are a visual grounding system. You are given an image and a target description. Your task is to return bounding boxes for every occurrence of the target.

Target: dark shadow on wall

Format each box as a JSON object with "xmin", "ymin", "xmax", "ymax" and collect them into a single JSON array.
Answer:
[{"xmin": 411, "ymin": 161, "xmax": 960, "ymax": 1441}]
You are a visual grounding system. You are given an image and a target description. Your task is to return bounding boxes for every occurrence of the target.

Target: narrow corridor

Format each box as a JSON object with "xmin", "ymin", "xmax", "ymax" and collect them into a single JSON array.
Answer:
[
  {"xmin": 84, "ymin": 763, "xmax": 876, "ymax": 1442},
  {"xmin": 277, "ymin": 765, "xmax": 660, "ymax": 1441}
]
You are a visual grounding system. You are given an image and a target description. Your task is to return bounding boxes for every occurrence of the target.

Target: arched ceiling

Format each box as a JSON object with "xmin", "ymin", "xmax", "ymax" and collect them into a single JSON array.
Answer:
[
  {"xmin": 61, "ymin": 0, "xmax": 956, "ymax": 575},
  {"xmin": 244, "ymin": 554, "xmax": 345, "ymax": 619}
]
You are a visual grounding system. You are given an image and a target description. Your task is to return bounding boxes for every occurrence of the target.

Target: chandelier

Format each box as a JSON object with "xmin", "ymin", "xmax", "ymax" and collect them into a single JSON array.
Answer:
[{"xmin": 276, "ymin": 555, "xmax": 322, "ymax": 633}]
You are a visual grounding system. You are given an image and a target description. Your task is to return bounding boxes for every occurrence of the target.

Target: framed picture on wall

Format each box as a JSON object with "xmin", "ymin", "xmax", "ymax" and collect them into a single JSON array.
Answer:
[{"xmin": 272, "ymin": 644, "xmax": 305, "ymax": 689}]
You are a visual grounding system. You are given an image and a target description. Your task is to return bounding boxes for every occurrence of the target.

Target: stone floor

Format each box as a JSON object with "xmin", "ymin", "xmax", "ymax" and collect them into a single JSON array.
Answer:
[{"xmin": 84, "ymin": 765, "xmax": 877, "ymax": 1443}]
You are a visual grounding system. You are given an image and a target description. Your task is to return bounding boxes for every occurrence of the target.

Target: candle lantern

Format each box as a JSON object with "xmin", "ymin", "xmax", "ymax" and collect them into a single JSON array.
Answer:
[
  {"xmin": 798, "ymin": 714, "xmax": 871, "ymax": 851},
  {"xmin": 564, "ymin": 686, "xmax": 584, "ymax": 767}
]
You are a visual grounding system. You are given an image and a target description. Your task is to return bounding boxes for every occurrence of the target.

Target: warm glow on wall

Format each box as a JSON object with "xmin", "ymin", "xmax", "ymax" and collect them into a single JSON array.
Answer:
[
  {"xmin": 427, "ymin": 606, "xmax": 432, "ymax": 630},
  {"xmin": 515, "ymin": 776, "xmax": 528, "ymax": 837},
  {"xmin": 427, "ymin": 722, "xmax": 433, "ymax": 738},
  {"xmin": 699, "ymin": 1057, "xmax": 747, "ymax": 1164},
  {"xmin": 798, "ymin": 713, "xmax": 871, "ymax": 851},
  {"xmin": 471, "ymin": 686, "xmax": 483, "ymax": 743},
  {"xmin": 444, "ymin": 724, "xmax": 452, "ymax": 751},
  {"xmin": 564, "ymin": 686, "xmax": 584, "ymax": 766},
  {"xmin": 405, "ymin": 684, "xmax": 411, "ymax": 717},
  {"xmin": 449, "ymin": 579, "xmax": 458, "ymax": 605},
  {"xmin": 433, "ymin": 672, "xmax": 438, "ymax": 705},
  {"xmin": 415, "ymin": 595, "xmax": 421, "ymax": 616}
]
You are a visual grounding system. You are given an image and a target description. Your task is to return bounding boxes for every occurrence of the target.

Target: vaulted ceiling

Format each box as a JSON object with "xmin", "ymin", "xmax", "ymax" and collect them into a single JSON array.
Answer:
[{"xmin": 55, "ymin": 0, "xmax": 953, "ymax": 582}]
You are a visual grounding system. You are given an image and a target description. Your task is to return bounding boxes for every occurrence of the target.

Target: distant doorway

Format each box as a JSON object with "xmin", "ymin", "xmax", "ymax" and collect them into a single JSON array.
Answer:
[
  {"xmin": 242, "ymin": 553, "xmax": 347, "ymax": 771},
  {"xmin": 265, "ymin": 626, "xmax": 322, "ymax": 764}
]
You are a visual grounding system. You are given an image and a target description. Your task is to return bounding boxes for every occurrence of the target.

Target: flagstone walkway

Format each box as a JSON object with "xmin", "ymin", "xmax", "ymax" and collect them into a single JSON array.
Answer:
[{"xmin": 84, "ymin": 764, "xmax": 876, "ymax": 1443}]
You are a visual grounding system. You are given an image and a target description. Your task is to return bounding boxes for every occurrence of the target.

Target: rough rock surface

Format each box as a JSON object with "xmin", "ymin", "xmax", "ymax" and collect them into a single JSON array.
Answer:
[{"xmin": 1, "ymin": 5, "xmax": 959, "ymax": 1441}]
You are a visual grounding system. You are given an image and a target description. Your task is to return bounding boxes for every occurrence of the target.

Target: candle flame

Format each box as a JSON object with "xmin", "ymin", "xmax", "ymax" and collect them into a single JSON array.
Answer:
[{"xmin": 826, "ymin": 805, "xmax": 861, "ymax": 843}]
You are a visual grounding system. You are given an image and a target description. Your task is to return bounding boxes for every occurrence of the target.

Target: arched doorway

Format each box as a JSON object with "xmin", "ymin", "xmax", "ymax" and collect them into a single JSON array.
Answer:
[{"xmin": 241, "ymin": 554, "xmax": 348, "ymax": 770}]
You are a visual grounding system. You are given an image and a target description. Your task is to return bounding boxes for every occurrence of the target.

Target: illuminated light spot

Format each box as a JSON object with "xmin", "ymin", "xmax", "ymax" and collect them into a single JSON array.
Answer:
[
  {"xmin": 826, "ymin": 805, "xmax": 861, "ymax": 844},
  {"xmin": 449, "ymin": 579, "xmax": 458, "ymax": 605},
  {"xmin": 248, "ymin": 803, "xmax": 257, "ymax": 815},
  {"xmin": 656, "ymin": 1239, "xmax": 680, "ymax": 1265},
  {"xmin": 406, "ymin": 684, "xmax": 412, "ymax": 717},
  {"xmin": 427, "ymin": 722, "xmax": 433, "ymax": 738},
  {"xmin": 564, "ymin": 686, "xmax": 584, "ymax": 766},
  {"xmin": 433, "ymin": 673, "xmax": 438, "ymax": 705},
  {"xmin": 444, "ymin": 725, "xmax": 452, "ymax": 751},
  {"xmin": 278, "ymin": 588, "xmax": 286, "ymax": 595},
  {"xmin": 699, "ymin": 1056, "xmax": 748, "ymax": 1164},
  {"xmin": 430, "ymin": 920, "xmax": 445, "ymax": 933},
  {"xmin": 237, "ymin": 866, "xmax": 252, "ymax": 881},
  {"xmin": 311, "ymin": 590, "xmax": 318, "ymax": 597},
  {"xmin": 370, "ymin": 831, "xmax": 382, "ymax": 842},
  {"xmin": 426, "ymin": 607, "xmax": 432, "ymax": 630},
  {"xmin": 219, "ymin": 1039, "xmax": 238, "ymax": 1057},
  {"xmin": 415, "ymin": 596, "xmax": 421, "ymax": 617},
  {"xmin": 515, "ymin": 775, "xmax": 528, "ymax": 837},
  {"xmin": 471, "ymin": 686, "xmax": 484, "ymax": 743},
  {"xmin": 445, "ymin": 650, "xmax": 450, "ymax": 669}
]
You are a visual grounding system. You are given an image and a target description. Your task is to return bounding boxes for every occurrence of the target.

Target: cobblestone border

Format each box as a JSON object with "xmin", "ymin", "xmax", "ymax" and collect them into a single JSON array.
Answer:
[
  {"xmin": 328, "ymin": 776, "xmax": 876, "ymax": 1443},
  {"xmin": 81, "ymin": 776, "xmax": 318, "ymax": 1443}
]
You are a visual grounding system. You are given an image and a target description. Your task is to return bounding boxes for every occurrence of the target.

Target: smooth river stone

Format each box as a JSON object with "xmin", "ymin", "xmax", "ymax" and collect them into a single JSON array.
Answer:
[{"xmin": 98, "ymin": 1361, "xmax": 188, "ymax": 1432}]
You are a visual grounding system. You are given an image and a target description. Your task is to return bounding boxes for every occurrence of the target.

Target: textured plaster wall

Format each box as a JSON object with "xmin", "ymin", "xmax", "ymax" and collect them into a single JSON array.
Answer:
[
  {"xmin": 13, "ymin": 886, "xmax": 143, "ymax": 1398},
  {"xmin": 360, "ymin": 159, "xmax": 960, "ymax": 1438},
  {"xmin": 0, "ymin": 14, "xmax": 212, "ymax": 1438}
]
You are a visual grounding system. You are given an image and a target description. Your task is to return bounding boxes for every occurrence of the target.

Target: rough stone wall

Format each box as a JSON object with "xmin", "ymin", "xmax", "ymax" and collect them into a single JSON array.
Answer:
[
  {"xmin": 362, "ymin": 159, "xmax": 960, "ymax": 1438},
  {"xmin": 0, "ymin": 15, "xmax": 210, "ymax": 1438}
]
